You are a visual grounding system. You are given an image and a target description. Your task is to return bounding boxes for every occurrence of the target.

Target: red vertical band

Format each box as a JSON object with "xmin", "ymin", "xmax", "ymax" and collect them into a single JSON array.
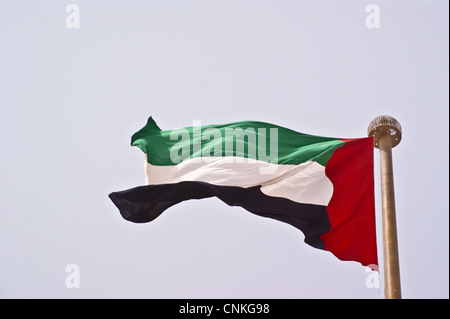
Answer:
[{"xmin": 322, "ymin": 137, "xmax": 378, "ymax": 268}]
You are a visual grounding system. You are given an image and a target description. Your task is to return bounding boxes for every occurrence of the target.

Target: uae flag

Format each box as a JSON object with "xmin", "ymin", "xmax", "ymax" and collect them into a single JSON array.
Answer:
[{"xmin": 109, "ymin": 117, "xmax": 377, "ymax": 267}]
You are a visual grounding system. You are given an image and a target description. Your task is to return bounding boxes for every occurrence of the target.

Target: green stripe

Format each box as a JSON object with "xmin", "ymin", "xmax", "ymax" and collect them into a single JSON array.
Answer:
[{"xmin": 131, "ymin": 117, "xmax": 345, "ymax": 166}]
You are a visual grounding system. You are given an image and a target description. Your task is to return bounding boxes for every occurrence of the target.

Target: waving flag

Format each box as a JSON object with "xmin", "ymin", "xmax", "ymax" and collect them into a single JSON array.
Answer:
[{"xmin": 109, "ymin": 117, "xmax": 377, "ymax": 267}]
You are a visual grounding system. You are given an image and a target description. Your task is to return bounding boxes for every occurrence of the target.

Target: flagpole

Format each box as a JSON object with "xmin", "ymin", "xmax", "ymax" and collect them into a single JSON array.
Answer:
[{"xmin": 368, "ymin": 115, "xmax": 402, "ymax": 299}]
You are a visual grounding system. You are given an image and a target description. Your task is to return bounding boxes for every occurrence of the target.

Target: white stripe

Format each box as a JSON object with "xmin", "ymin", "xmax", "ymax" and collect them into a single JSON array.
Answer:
[{"xmin": 145, "ymin": 157, "xmax": 333, "ymax": 206}]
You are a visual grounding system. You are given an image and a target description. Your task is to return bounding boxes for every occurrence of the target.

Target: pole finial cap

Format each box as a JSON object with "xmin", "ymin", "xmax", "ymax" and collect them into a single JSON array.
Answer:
[{"xmin": 368, "ymin": 115, "xmax": 402, "ymax": 148}]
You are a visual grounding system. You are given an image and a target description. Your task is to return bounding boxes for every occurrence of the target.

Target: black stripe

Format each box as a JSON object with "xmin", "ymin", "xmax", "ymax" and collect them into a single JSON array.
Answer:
[{"xmin": 109, "ymin": 181, "xmax": 331, "ymax": 250}]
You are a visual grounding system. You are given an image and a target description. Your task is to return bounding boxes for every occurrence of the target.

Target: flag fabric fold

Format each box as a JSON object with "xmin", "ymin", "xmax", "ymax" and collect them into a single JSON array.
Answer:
[{"xmin": 109, "ymin": 117, "xmax": 377, "ymax": 267}]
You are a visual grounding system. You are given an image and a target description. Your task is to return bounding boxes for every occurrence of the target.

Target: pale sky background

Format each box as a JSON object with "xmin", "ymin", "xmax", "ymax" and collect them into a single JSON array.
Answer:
[{"xmin": 0, "ymin": 0, "xmax": 448, "ymax": 299}]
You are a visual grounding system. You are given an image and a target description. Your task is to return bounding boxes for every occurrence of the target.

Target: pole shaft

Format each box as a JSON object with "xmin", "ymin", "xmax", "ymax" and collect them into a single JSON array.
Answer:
[{"xmin": 378, "ymin": 134, "xmax": 402, "ymax": 299}]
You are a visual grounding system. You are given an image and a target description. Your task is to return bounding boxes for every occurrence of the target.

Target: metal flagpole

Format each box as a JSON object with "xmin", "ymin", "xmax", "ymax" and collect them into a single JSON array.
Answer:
[{"xmin": 368, "ymin": 115, "xmax": 402, "ymax": 299}]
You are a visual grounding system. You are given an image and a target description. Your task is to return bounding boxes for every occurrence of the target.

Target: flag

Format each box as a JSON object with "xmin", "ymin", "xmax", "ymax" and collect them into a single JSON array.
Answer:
[{"xmin": 109, "ymin": 117, "xmax": 377, "ymax": 267}]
